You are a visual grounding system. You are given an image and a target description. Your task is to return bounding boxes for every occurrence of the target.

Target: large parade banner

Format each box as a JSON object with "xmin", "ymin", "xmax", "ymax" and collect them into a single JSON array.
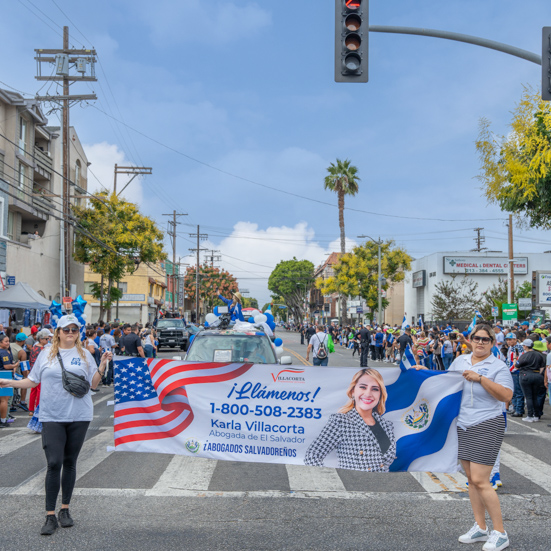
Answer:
[{"xmin": 112, "ymin": 351, "xmax": 464, "ymax": 473}]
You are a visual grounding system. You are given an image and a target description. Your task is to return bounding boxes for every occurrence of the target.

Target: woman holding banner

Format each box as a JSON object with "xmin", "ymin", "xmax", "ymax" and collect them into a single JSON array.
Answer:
[
  {"xmin": 304, "ymin": 368, "xmax": 396, "ymax": 472},
  {"xmin": 417, "ymin": 323, "xmax": 513, "ymax": 551},
  {"xmin": 0, "ymin": 314, "xmax": 112, "ymax": 536}
]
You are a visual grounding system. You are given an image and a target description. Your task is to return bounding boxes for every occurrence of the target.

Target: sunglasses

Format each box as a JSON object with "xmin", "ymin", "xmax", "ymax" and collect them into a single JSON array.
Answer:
[
  {"xmin": 471, "ymin": 336, "xmax": 492, "ymax": 344},
  {"xmin": 61, "ymin": 327, "xmax": 80, "ymax": 334}
]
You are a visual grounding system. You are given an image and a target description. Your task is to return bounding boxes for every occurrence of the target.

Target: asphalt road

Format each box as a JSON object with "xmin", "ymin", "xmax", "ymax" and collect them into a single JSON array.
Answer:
[{"xmin": 2, "ymin": 331, "xmax": 550, "ymax": 550}]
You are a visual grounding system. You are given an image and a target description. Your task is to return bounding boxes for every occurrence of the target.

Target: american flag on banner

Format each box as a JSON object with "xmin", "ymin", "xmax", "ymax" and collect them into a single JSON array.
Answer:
[{"xmin": 113, "ymin": 358, "xmax": 253, "ymax": 449}]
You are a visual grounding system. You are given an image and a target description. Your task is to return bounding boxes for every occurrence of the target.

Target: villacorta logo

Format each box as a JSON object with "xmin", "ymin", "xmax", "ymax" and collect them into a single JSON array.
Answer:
[{"xmin": 271, "ymin": 367, "xmax": 306, "ymax": 383}]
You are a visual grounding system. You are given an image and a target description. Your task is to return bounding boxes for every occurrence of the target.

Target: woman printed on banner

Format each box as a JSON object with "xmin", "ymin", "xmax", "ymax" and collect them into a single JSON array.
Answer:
[{"xmin": 304, "ymin": 368, "xmax": 396, "ymax": 472}]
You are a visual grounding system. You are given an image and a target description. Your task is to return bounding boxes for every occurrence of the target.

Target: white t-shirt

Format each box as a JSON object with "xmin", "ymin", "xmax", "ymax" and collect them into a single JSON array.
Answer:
[
  {"xmin": 495, "ymin": 331, "xmax": 505, "ymax": 345},
  {"xmin": 309, "ymin": 332, "xmax": 329, "ymax": 358},
  {"xmin": 448, "ymin": 353, "xmax": 513, "ymax": 429},
  {"xmin": 28, "ymin": 347, "xmax": 97, "ymax": 423},
  {"xmin": 100, "ymin": 333, "xmax": 116, "ymax": 352}
]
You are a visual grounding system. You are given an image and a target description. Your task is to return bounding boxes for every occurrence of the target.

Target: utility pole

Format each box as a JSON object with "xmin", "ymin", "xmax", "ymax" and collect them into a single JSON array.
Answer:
[
  {"xmin": 471, "ymin": 227, "xmax": 487, "ymax": 252},
  {"xmin": 162, "ymin": 211, "xmax": 187, "ymax": 313},
  {"xmin": 204, "ymin": 249, "xmax": 221, "ymax": 267},
  {"xmin": 114, "ymin": 164, "xmax": 152, "ymax": 195},
  {"xmin": 189, "ymin": 226, "xmax": 208, "ymax": 323},
  {"xmin": 508, "ymin": 214, "xmax": 514, "ymax": 304},
  {"xmin": 35, "ymin": 27, "xmax": 97, "ymax": 299}
]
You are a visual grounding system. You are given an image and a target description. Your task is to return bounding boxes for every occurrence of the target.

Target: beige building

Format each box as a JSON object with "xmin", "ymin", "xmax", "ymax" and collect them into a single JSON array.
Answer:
[
  {"xmin": 384, "ymin": 279, "xmax": 405, "ymax": 327},
  {"xmin": 0, "ymin": 88, "xmax": 88, "ymax": 303},
  {"xmin": 83, "ymin": 262, "xmax": 167, "ymax": 324}
]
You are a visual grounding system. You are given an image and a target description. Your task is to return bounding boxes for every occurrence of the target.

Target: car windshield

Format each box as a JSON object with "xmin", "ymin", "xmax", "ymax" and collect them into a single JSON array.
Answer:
[
  {"xmin": 157, "ymin": 319, "xmax": 185, "ymax": 329},
  {"xmin": 186, "ymin": 334, "xmax": 277, "ymax": 364},
  {"xmin": 188, "ymin": 325, "xmax": 202, "ymax": 334}
]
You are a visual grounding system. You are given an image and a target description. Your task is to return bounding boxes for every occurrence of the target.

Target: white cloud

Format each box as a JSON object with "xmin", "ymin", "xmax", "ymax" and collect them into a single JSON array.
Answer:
[
  {"xmin": 178, "ymin": 221, "xmax": 356, "ymax": 307},
  {"xmin": 83, "ymin": 142, "xmax": 144, "ymax": 205},
  {"xmin": 140, "ymin": 0, "xmax": 272, "ymax": 46}
]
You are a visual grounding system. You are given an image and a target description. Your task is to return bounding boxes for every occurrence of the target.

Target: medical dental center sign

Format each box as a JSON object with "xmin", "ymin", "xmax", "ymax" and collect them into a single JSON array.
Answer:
[{"xmin": 112, "ymin": 359, "xmax": 464, "ymax": 473}]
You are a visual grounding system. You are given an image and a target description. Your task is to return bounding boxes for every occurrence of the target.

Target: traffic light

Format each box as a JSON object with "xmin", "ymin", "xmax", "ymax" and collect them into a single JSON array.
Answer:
[
  {"xmin": 543, "ymin": 27, "xmax": 551, "ymax": 101},
  {"xmin": 335, "ymin": 0, "xmax": 369, "ymax": 83}
]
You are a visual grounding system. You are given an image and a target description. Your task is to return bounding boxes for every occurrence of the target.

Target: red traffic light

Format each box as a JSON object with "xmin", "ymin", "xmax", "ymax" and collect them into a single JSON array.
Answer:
[{"xmin": 345, "ymin": 0, "xmax": 361, "ymax": 8}]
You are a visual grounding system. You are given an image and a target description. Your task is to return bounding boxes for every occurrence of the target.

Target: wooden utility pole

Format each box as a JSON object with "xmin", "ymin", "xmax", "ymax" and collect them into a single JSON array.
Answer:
[
  {"xmin": 162, "ymin": 211, "xmax": 187, "ymax": 313},
  {"xmin": 508, "ymin": 214, "xmax": 514, "ymax": 304},
  {"xmin": 34, "ymin": 27, "xmax": 97, "ymax": 299},
  {"xmin": 204, "ymin": 249, "xmax": 221, "ymax": 267},
  {"xmin": 189, "ymin": 226, "xmax": 208, "ymax": 323}
]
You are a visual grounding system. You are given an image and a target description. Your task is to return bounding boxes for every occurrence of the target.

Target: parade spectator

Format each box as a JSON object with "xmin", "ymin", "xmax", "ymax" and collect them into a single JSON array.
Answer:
[
  {"xmin": 516, "ymin": 339, "xmax": 546, "ymax": 422},
  {"xmin": 419, "ymin": 324, "xmax": 513, "ymax": 551},
  {"xmin": 306, "ymin": 325, "xmax": 330, "ymax": 366},
  {"xmin": 0, "ymin": 314, "xmax": 112, "ymax": 535},
  {"xmin": 0, "ymin": 334, "xmax": 19, "ymax": 427},
  {"xmin": 11, "ymin": 332, "xmax": 29, "ymax": 409},
  {"xmin": 505, "ymin": 333, "xmax": 525, "ymax": 417}
]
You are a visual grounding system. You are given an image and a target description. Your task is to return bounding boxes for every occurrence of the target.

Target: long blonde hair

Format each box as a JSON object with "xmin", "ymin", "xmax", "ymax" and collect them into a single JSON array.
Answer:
[
  {"xmin": 48, "ymin": 327, "xmax": 86, "ymax": 362},
  {"xmin": 338, "ymin": 368, "xmax": 387, "ymax": 416}
]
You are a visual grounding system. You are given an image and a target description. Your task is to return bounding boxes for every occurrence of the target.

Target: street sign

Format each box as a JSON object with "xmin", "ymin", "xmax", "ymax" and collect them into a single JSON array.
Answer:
[
  {"xmin": 536, "ymin": 272, "xmax": 551, "ymax": 306},
  {"xmin": 518, "ymin": 298, "xmax": 532, "ymax": 311},
  {"xmin": 502, "ymin": 303, "xmax": 518, "ymax": 323},
  {"xmin": 356, "ymin": 307, "xmax": 363, "ymax": 313},
  {"xmin": 491, "ymin": 306, "xmax": 499, "ymax": 317},
  {"xmin": 6, "ymin": 276, "xmax": 15, "ymax": 286}
]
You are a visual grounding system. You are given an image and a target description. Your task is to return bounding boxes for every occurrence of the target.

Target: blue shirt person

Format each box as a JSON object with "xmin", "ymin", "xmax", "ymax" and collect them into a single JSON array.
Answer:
[{"xmin": 217, "ymin": 290, "xmax": 245, "ymax": 322}]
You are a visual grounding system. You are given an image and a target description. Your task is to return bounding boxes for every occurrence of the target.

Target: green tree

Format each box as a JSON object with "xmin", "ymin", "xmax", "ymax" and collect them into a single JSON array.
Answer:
[
  {"xmin": 431, "ymin": 276, "xmax": 480, "ymax": 321},
  {"xmin": 242, "ymin": 297, "xmax": 259, "ymax": 309},
  {"xmin": 73, "ymin": 192, "xmax": 166, "ymax": 321},
  {"xmin": 479, "ymin": 278, "xmax": 531, "ymax": 320},
  {"xmin": 317, "ymin": 240, "xmax": 411, "ymax": 321},
  {"xmin": 268, "ymin": 258, "xmax": 314, "ymax": 324},
  {"xmin": 476, "ymin": 88, "xmax": 551, "ymax": 228},
  {"xmin": 324, "ymin": 158, "xmax": 360, "ymax": 322},
  {"xmin": 184, "ymin": 265, "xmax": 239, "ymax": 314}
]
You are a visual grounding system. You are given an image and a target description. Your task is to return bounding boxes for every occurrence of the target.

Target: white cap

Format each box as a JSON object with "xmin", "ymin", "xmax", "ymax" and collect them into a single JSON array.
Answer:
[
  {"xmin": 56, "ymin": 315, "xmax": 82, "ymax": 329},
  {"xmin": 37, "ymin": 329, "xmax": 54, "ymax": 339},
  {"xmin": 521, "ymin": 339, "xmax": 533, "ymax": 347}
]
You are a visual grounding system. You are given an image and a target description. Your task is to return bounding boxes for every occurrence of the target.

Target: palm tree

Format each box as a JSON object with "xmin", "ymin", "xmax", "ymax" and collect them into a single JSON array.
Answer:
[{"xmin": 324, "ymin": 158, "xmax": 360, "ymax": 324}]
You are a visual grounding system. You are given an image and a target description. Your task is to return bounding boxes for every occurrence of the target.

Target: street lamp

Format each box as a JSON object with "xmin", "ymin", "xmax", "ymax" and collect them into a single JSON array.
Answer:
[{"xmin": 357, "ymin": 235, "xmax": 384, "ymax": 325}]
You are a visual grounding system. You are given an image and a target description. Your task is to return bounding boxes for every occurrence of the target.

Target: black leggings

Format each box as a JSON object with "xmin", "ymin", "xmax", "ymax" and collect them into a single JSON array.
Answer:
[{"xmin": 42, "ymin": 421, "xmax": 90, "ymax": 511}]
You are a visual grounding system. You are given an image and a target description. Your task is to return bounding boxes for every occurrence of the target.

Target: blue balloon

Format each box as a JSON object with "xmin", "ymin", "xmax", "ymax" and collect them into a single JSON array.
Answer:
[
  {"xmin": 189, "ymin": 334, "xmax": 196, "ymax": 345},
  {"xmin": 248, "ymin": 316, "xmax": 255, "ymax": 323},
  {"xmin": 204, "ymin": 321, "xmax": 209, "ymax": 328},
  {"xmin": 267, "ymin": 321, "xmax": 276, "ymax": 331},
  {"xmin": 274, "ymin": 338, "xmax": 283, "ymax": 347},
  {"xmin": 213, "ymin": 307, "xmax": 219, "ymax": 316},
  {"xmin": 265, "ymin": 312, "xmax": 274, "ymax": 323}
]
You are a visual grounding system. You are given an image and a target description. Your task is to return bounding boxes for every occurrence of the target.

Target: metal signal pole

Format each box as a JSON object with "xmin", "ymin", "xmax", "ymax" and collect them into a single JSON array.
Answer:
[{"xmin": 162, "ymin": 211, "xmax": 187, "ymax": 313}]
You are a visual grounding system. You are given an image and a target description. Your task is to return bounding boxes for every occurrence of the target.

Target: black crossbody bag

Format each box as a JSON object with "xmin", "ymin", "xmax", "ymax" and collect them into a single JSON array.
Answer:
[{"xmin": 57, "ymin": 352, "xmax": 90, "ymax": 398}]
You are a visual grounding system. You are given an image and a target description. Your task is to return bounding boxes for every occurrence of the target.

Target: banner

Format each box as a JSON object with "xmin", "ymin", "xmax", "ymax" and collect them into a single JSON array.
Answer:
[{"xmin": 112, "ymin": 351, "xmax": 464, "ymax": 473}]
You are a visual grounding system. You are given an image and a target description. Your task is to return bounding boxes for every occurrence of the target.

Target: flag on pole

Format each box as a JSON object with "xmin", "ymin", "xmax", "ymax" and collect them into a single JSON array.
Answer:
[
  {"xmin": 467, "ymin": 310, "xmax": 483, "ymax": 333},
  {"xmin": 418, "ymin": 315, "xmax": 423, "ymax": 328},
  {"xmin": 401, "ymin": 313, "xmax": 408, "ymax": 330},
  {"xmin": 386, "ymin": 346, "xmax": 463, "ymax": 472}
]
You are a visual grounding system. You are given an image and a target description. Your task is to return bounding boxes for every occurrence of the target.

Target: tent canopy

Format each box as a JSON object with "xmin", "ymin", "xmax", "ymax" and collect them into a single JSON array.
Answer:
[{"xmin": 0, "ymin": 282, "xmax": 51, "ymax": 309}]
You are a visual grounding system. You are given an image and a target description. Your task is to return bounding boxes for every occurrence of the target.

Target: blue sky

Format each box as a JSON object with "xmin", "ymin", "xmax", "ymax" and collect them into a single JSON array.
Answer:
[{"xmin": 2, "ymin": 1, "xmax": 551, "ymax": 305}]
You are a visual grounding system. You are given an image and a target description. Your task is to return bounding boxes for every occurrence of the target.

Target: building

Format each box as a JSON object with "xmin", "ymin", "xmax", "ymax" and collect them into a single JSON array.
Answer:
[
  {"xmin": 0, "ymin": 88, "xmax": 88, "ymax": 302},
  {"xmin": 83, "ymin": 262, "xmax": 167, "ymax": 324},
  {"xmin": 404, "ymin": 251, "xmax": 551, "ymax": 324},
  {"xmin": 310, "ymin": 252, "xmax": 342, "ymax": 323}
]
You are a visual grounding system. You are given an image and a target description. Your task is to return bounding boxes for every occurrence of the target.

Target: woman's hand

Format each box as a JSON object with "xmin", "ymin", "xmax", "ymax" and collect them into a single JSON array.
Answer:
[
  {"xmin": 0, "ymin": 378, "xmax": 12, "ymax": 388},
  {"xmin": 414, "ymin": 365, "xmax": 428, "ymax": 370},
  {"xmin": 462, "ymin": 370, "xmax": 481, "ymax": 382},
  {"xmin": 100, "ymin": 351, "xmax": 113, "ymax": 366}
]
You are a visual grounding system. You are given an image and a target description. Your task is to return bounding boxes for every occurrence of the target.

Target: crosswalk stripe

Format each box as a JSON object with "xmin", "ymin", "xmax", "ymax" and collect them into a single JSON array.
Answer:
[
  {"xmin": 410, "ymin": 471, "xmax": 469, "ymax": 498},
  {"xmin": 285, "ymin": 464, "xmax": 346, "ymax": 492},
  {"xmin": 0, "ymin": 431, "xmax": 41, "ymax": 456},
  {"xmin": 146, "ymin": 456, "xmax": 218, "ymax": 495},
  {"xmin": 500, "ymin": 442, "xmax": 551, "ymax": 493},
  {"xmin": 10, "ymin": 429, "xmax": 114, "ymax": 496}
]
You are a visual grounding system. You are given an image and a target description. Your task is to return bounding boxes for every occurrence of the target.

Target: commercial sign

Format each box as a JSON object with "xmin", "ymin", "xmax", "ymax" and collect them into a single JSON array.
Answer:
[
  {"xmin": 518, "ymin": 298, "xmax": 532, "ymax": 311},
  {"xmin": 412, "ymin": 270, "xmax": 426, "ymax": 288},
  {"xmin": 120, "ymin": 294, "xmax": 146, "ymax": 302},
  {"xmin": 443, "ymin": 257, "xmax": 528, "ymax": 275},
  {"xmin": 491, "ymin": 306, "xmax": 499, "ymax": 317},
  {"xmin": 113, "ymin": 355, "xmax": 464, "ymax": 473},
  {"xmin": 502, "ymin": 303, "xmax": 518, "ymax": 323},
  {"xmin": 536, "ymin": 272, "xmax": 551, "ymax": 306}
]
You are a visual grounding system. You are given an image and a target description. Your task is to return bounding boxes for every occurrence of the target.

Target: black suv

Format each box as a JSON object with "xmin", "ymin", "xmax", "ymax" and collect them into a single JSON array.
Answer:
[{"xmin": 156, "ymin": 318, "xmax": 189, "ymax": 351}]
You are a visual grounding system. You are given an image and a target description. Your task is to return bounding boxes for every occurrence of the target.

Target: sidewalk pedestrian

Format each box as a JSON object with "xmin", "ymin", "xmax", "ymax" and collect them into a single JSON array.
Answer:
[
  {"xmin": 516, "ymin": 339, "xmax": 545, "ymax": 422},
  {"xmin": 0, "ymin": 314, "xmax": 112, "ymax": 535},
  {"xmin": 306, "ymin": 325, "xmax": 330, "ymax": 366}
]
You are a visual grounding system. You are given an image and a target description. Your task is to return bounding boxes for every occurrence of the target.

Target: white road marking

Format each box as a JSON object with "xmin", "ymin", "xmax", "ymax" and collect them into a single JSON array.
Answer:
[
  {"xmin": 146, "ymin": 455, "xmax": 218, "ymax": 495},
  {"xmin": 500, "ymin": 442, "xmax": 551, "ymax": 493},
  {"xmin": 0, "ymin": 431, "xmax": 41, "ymax": 456},
  {"xmin": 286, "ymin": 464, "xmax": 346, "ymax": 492}
]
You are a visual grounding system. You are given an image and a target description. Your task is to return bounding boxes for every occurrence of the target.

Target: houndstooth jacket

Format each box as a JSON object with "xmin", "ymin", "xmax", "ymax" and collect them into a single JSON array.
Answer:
[{"xmin": 304, "ymin": 409, "xmax": 396, "ymax": 472}]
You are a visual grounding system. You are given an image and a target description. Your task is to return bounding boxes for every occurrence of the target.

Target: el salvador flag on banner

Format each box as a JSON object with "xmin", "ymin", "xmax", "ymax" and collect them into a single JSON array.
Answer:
[
  {"xmin": 401, "ymin": 313, "xmax": 408, "ymax": 330},
  {"xmin": 385, "ymin": 346, "xmax": 463, "ymax": 472}
]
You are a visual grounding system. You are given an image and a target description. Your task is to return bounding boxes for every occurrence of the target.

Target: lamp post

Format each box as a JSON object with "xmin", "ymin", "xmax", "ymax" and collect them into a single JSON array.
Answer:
[{"xmin": 357, "ymin": 235, "xmax": 384, "ymax": 325}]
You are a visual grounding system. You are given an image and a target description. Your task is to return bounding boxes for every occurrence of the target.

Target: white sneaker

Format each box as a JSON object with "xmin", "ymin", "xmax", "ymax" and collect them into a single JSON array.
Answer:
[
  {"xmin": 522, "ymin": 416, "xmax": 535, "ymax": 422},
  {"xmin": 531, "ymin": 417, "xmax": 540, "ymax": 423},
  {"xmin": 458, "ymin": 522, "xmax": 489, "ymax": 543},
  {"xmin": 482, "ymin": 530, "xmax": 509, "ymax": 550}
]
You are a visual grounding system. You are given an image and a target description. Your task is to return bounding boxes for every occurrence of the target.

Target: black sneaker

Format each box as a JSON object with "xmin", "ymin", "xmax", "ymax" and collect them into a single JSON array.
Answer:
[
  {"xmin": 0, "ymin": 421, "xmax": 7, "ymax": 429},
  {"xmin": 58, "ymin": 508, "xmax": 74, "ymax": 528},
  {"xmin": 41, "ymin": 514, "xmax": 58, "ymax": 535},
  {"xmin": 90, "ymin": 387, "xmax": 100, "ymax": 393}
]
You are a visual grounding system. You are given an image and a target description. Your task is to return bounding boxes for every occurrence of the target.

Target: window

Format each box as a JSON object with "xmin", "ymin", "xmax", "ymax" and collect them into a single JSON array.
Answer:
[
  {"xmin": 75, "ymin": 160, "xmax": 81, "ymax": 187},
  {"xmin": 18, "ymin": 163, "xmax": 26, "ymax": 199},
  {"xmin": 7, "ymin": 210, "xmax": 14, "ymax": 240},
  {"xmin": 84, "ymin": 282, "xmax": 96, "ymax": 294},
  {"xmin": 19, "ymin": 118, "xmax": 27, "ymax": 154},
  {"xmin": 118, "ymin": 282, "xmax": 128, "ymax": 294},
  {"xmin": 0, "ymin": 153, "xmax": 4, "ymax": 180},
  {"xmin": 0, "ymin": 198, "xmax": 4, "ymax": 237}
]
